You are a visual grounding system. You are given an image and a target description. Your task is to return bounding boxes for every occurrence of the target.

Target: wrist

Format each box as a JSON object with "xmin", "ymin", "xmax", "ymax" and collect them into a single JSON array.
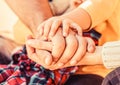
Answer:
[
  {"xmin": 77, "ymin": 46, "xmax": 103, "ymax": 65},
  {"xmin": 29, "ymin": 10, "xmax": 53, "ymax": 35},
  {"xmin": 62, "ymin": 7, "xmax": 92, "ymax": 31},
  {"xmin": 92, "ymin": 46, "xmax": 103, "ymax": 65}
]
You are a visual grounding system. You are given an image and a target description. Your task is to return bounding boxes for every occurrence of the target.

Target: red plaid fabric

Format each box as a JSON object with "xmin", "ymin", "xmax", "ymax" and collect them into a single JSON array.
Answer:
[
  {"xmin": 0, "ymin": 47, "xmax": 78, "ymax": 85},
  {"xmin": 0, "ymin": 29, "xmax": 101, "ymax": 85}
]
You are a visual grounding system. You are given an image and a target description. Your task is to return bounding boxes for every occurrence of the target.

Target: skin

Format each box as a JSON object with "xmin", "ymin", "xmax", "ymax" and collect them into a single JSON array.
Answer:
[
  {"xmin": 35, "ymin": 1, "xmax": 93, "ymax": 66},
  {"xmin": 6, "ymin": 0, "xmax": 102, "ymax": 70},
  {"xmin": 26, "ymin": 28, "xmax": 100, "ymax": 70},
  {"xmin": 35, "ymin": 3, "xmax": 93, "ymax": 68},
  {"xmin": 37, "ymin": 8, "xmax": 91, "ymax": 40},
  {"xmin": 5, "ymin": 0, "xmax": 53, "ymax": 35},
  {"xmin": 5, "ymin": 0, "xmax": 84, "ymax": 65},
  {"xmin": 37, "ymin": 17, "xmax": 83, "ymax": 39}
]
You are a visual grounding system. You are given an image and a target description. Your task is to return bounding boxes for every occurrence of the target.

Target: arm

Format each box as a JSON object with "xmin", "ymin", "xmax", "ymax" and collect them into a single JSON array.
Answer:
[
  {"xmin": 5, "ymin": 0, "xmax": 53, "ymax": 34},
  {"xmin": 78, "ymin": 40, "xmax": 120, "ymax": 69},
  {"xmin": 26, "ymin": 36, "xmax": 102, "ymax": 70},
  {"xmin": 26, "ymin": 29, "xmax": 120, "ymax": 70},
  {"xmin": 26, "ymin": 29, "xmax": 96, "ymax": 70},
  {"xmin": 61, "ymin": 0, "xmax": 119, "ymax": 30}
]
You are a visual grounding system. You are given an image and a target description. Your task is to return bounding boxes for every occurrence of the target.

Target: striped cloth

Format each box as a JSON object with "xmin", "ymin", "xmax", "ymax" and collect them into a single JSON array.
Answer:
[{"xmin": 102, "ymin": 67, "xmax": 120, "ymax": 85}]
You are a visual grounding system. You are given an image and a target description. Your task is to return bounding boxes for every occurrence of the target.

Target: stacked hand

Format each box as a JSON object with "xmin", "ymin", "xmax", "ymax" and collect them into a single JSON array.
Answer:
[
  {"xmin": 26, "ymin": 29, "xmax": 96, "ymax": 70},
  {"xmin": 26, "ymin": 17, "xmax": 96, "ymax": 70}
]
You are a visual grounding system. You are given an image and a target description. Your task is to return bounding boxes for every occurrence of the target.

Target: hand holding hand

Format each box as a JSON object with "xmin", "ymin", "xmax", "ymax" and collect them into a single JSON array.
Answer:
[
  {"xmin": 26, "ymin": 28, "xmax": 96, "ymax": 70},
  {"xmin": 37, "ymin": 16, "xmax": 82, "ymax": 40}
]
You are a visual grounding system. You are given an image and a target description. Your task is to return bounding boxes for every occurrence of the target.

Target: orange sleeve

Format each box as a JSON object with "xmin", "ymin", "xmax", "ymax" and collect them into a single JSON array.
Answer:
[{"xmin": 80, "ymin": 0, "xmax": 119, "ymax": 28}]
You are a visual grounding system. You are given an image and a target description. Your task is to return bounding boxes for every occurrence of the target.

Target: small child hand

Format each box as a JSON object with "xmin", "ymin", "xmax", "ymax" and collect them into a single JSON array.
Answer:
[{"xmin": 37, "ymin": 16, "xmax": 82, "ymax": 40}]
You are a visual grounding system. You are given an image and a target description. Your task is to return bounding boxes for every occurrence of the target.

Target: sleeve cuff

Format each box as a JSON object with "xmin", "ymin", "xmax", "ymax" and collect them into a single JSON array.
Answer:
[{"xmin": 102, "ymin": 41, "xmax": 120, "ymax": 69}]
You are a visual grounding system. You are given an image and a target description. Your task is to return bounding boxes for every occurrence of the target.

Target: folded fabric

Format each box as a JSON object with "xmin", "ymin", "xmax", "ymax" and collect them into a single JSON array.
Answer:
[
  {"xmin": 0, "ymin": 46, "xmax": 78, "ymax": 85},
  {"xmin": 0, "ymin": 29, "xmax": 100, "ymax": 85}
]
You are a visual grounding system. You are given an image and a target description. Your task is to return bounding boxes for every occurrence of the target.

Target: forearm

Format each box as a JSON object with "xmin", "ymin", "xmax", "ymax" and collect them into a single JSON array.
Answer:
[
  {"xmin": 61, "ymin": 0, "xmax": 119, "ymax": 31},
  {"xmin": 61, "ymin": 7, "xmax": 91, "ymax": 31},
  {"xmin": 5, "ymin": 0, "xmax": 53, "ymax": 34},
  {"xmin": 77, "ymin": 46, "xmax": 103, "ymax": 66},
  {"xmin": 78, "ymin": 41, "xmax": 120, "ymax": 69}
]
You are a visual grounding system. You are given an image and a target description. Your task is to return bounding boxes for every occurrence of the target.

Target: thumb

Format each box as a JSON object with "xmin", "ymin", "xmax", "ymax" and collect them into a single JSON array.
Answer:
[{"xmin": 26, "ymin": 39, "xmax": 52, "ymax": 51}]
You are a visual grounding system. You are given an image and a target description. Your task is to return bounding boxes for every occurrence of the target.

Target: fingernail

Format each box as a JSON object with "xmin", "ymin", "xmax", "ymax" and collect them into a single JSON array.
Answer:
[
  {"xmin": 70, "ymin": 60, "xmax": 77, "ymax": 65},
  {"xmin": 63, "ymin": 33, "xmax": 67, "ymax": 37},
  {"xmin": 45, "ymin": 56, "xmax": 52, "ymax": 65},
  {"xmin": 39, "ymin": 31, "xmax": 42, "ymax": 35},
  {"xmin": 78, "ymin": 32, "xmax": 82, "ymax": 36},
  {"xmin": 50, "ymin": 32, "xmax": 54, "ymax": 37},
  {"xmin": 49, "ymin": 35, "xmax": 53, "ymax": 40},
  {"xmin": 58, "ymin": 62, "xmax": 64, "ymax": 67},
  {"xmin": 43, "ymin": 36, "xmax": 47, "ymax": 40},
  {"xmin": 78, "ymin": 0, "xmax": 82, "ymax": 3},
  {"xmin": 52, "ymin": 61, "xmax": 56, "ymax": 64},
  {"xmin": 27, "ymin": 41, "xmax": 32, "ymax": 45},
  {"xmin": 88, "ymin": 45, "xmax": 94, "ymax": 52}
]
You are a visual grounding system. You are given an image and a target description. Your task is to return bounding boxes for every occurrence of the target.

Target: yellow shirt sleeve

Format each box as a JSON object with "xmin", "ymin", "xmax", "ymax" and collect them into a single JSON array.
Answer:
[
  {"xmin": 80, "ymin": 0, "xmax": 119, "ymax": 28},
  {"xmin": 13, "ymin": 20, "xmax": 33, "ymax": 45}
]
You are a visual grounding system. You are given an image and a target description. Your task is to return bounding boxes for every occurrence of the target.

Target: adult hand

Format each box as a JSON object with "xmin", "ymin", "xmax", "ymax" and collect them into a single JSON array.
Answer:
[
  {"xmin": 26, "ymin": 28, "xmax": 77, "ymax": 69},
  {"xmin": 27, "ymin": 28, "xmax": 66, "ymax": 62},
  {"xmin": 26, "ymin": 29, "xmax": 95, "ymax": 70}
]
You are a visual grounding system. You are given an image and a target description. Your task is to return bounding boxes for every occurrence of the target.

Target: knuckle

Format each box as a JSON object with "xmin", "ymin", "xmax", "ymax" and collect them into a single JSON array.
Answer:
[
  {"xmin": 67, "ymin": 36, "xmax": 78, "ymax": 46},
  {"xmin": 79, "ymin": 37, "xmax": 87, "ymax": 44},
  {"xmin": 59, "ymin": 58, "xmax": 70, "ymax": 64},
  {"xmin": 73, "ymin": 55, "xmax": 81, "ymax": 61},
  {"xmin": 52, "ymin": 57, "xmax": 59, "ymax": 62},
  {"xmin": 63, "ymin": 19, "xmax": 69, "ymax": 23}
]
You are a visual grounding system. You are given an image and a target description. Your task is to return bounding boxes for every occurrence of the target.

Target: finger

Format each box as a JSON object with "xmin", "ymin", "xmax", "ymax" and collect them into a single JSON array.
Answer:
[
  {"xmin": 85, "ymin": 37, "xmax": 96, "ymax": 53},
  {"xmin": 25, "ymin": 34, "xmax": 34, "ymax": 40},
  {"xmin": 70, "ymin": 23, "xmax": 82, "ymax": 36},
  {"xmin": 71, "ymin": 0, "xmax": 83, "ymax": 7},
  {"xmin": 49, "ymin": 19, "xmax": 61, "ymax": 37},
  {"xmin": 26, "ymin": 39, "xmax": 52, "ymax": 51},
  {"xmin": 36, "ymin": 49, "xmax": 53, "ymax": 66},
  {"xmin": 26, "ymin": 39, "xmax": 38, "ymax": 63},
  {"xmin": 62, "ymin": 19, "xmax": 70, "ymax": 36},
  {"xmin": 37, "ymin": 22, "xmax": 45, "ymax": 36},
  {"xmin": 52, "ymin": 29, "xmax": 65, "ymax": 62},
  {"xmin": 43, "ymin": 20, "xmax": 53, "ymax": 40},
  {"xmin": 26, "ymin": 35, "xmax": 35, "ymax": 58},
  {"xmin": 56, "ymin": 33, "xmax": 78, "ymax": 67},
  {"xmin": 26, "ymin": 35, "xmax": 53, "ymax": 67},
  {"xmin": 70, "ymin": 35, "xmax": 87, "ymax": 65}
]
